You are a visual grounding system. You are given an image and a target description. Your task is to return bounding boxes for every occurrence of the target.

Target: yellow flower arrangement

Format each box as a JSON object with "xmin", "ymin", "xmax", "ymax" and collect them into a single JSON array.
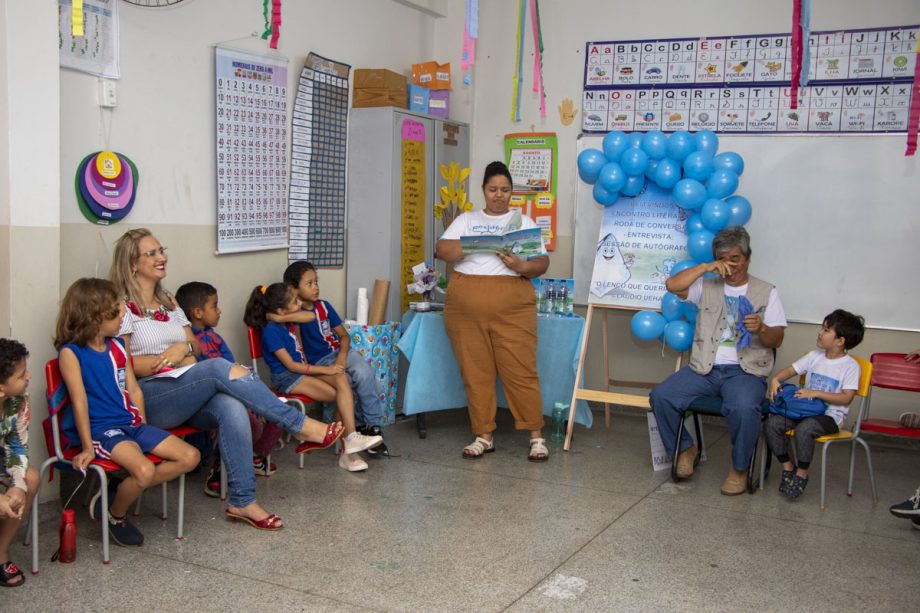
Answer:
[{"xmin": 435, "ymin": 162, "xmax": 473, "ymax": 230}]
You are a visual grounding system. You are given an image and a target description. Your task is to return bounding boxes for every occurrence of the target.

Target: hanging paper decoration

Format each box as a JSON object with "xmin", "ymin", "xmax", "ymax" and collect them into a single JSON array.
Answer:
[
  {"xmin": 260, "ymin": 0, "xmax": 282, "ymax": 49},
  {"xmin": 789, "ymin": 0, "xmax": 803, "ymax": 109},
  {"xmin": 511, "ymin": 0, "xmax": 526, "ymax": 122},
  {"xmin": 72, "ymin": 0, "xmax": 84, "ymax": 37},
  {"xmin": 906, "ymin": 37, "xmax": 920, "ymax": 156},
  {"xmin": 799, "ymin": 0, "xmax": 811, "ymax": 88},
  {"xmin": 529, "ymin": 0, "xmax": 546, "ymax": 119},
  {"xmin": 74, "ymin": 151, "xmax": 139, "ymax": 226},
  {"xmin": 461, "ymin": 0, "xmax": 478, "ymax": 85}
]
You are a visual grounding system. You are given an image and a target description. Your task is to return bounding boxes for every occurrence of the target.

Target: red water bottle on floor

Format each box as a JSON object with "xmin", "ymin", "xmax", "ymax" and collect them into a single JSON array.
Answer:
[{"xmin": 58, "ymin": 509, "xmax": 77, "ymax": 563}]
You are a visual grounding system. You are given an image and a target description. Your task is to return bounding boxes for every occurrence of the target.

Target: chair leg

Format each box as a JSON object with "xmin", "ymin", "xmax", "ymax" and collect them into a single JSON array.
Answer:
[
  {"xmin": 820, "ymin": 442, "xmax": 830, "ymax": 511},
  {"xmin": 671, "ymin": 415, "xmax": 685, "ymax": 483},
  {"xmin": 30, "ymin": 457, "xmax": 57, "ymax": 574},
  {"xmin": 692, "ymin": 413, "xmax": 704, "ymax": 465},
  {"xmin": 133, "ymin": 492, "xmax": 143, "ymax": 517},
  {"xmin": 746, "ymin": 435, "xmax": 759, "ymax": 494},
  {"xmin": 856, "ymin": 437, "xmax": 879, "ymax": 505},
  {"xmin": 176, "ymin": 474, "xmax": 185, "ymax": 540},
  {"xmin": 94, "ymin": 467, "xmax": 110, "ymax": 564},
  {"xmin": 220, "ymin": 458, "xmax": 228, "ymax": 501},
  {"xmin": 758, "ymin": 436, "xmax": 769, "ymax": 491},
  {"xmin": 847, "ymin": 439, "xmax": 858, "ymax": 496},
  {"xmin": 161, "ymin": 481, "xmax": 168, "ymax": 520}
]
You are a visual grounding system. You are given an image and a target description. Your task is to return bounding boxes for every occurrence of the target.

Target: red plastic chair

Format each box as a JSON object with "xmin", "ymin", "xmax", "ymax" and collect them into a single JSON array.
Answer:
[
  {"xmin": 246, "ymin": 326, "xmax": 314, "ymax": 469},
  {"xmin": 28, "ymin": 359, "xmax": 190, "ymax": 573}
]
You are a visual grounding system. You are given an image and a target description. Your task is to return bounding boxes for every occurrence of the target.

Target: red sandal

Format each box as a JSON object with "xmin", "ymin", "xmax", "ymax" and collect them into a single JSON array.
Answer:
[
  {"xmin": 295, "ymin": 421, "xmax": 344, "ymax": 454},
  {"xmin": 225, "ymin": 509, "xmax": 283, "ymax": 531}
]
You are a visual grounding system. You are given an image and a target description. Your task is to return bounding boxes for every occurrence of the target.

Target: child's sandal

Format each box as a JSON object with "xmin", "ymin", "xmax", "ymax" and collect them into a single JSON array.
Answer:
[
  {"xmin": 0, "ymin": 560, "xmax": 25, "ymax": 587},
  {"xmin": 779, "ymin": 470, "xmax": 795, "ymax": 495},
  {"xmin": 528, "ymin": 437, "xmax": 549, "ymax": 462},
  {"xmin": 786, "ymin": 474, "xmax": 809, "ymax": 499},
  {"xmin": 462, "ymin": 436, "xmax": 495, "ymax": 459}
]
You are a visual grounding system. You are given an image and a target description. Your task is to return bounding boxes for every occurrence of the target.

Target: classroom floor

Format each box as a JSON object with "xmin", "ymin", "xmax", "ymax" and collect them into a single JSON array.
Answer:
[{"xmin": 7, "ymin": 408, "xmax": 920, "ymax": 612}]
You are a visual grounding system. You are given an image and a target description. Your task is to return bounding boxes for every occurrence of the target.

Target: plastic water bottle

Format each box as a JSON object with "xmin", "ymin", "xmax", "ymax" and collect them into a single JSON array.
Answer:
[
  {"xmin": 544, "ymin": 282, "xmax": 555, "ymax": 314},
  {"xmin": 58, "ymin": 509, "xmax": 77, "ymax": 563},
  {"xmin": 556, "ymin": 281, "xmax": 568, "ymax": 315},
  {"xmin": 550, "ymin": 402, "xmax": 568, "ymax": 443}
]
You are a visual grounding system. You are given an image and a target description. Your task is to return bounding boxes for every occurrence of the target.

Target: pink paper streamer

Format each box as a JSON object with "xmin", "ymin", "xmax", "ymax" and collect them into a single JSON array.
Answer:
[
  {"xmin": 529, "ymin": 0, "xmax": 545, "ymax": 118},
  {"xmin": 270, "ymin": 0, "xmax": 281, "ymax": 49}
]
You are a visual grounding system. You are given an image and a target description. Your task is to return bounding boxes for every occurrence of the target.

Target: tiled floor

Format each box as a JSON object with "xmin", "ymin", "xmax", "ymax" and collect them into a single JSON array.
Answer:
[{"xmin": 6, "ymin": 409, "xmax": 920, "ymax": 611}]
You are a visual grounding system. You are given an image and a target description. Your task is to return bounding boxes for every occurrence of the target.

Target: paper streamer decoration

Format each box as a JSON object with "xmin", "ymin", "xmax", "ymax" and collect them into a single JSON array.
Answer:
[
  {"xmin": 529, "ymin": 0, "xmax": 546, "ymax": 119},
  {"xmin": 790, "ymin": 0, "xmax": 802, "ymax": 109},
  {"xmin": 261, "ymin": 0, "xmax": 282, "ymax": 49},
  {"xmin": 799, "ymin": 0, "xmax": 811, "ymax": 87},
  {"xmin": 72, "ymin": 0, "xmax": 84, "ymax": 37},
  {"xmin": 461, "ymin": 0, "xmax": 478, "ymax": 85},
  {"xmin": 74, "ymin": 151, "xmax": 138, "ymax": 226},
  {"xmin": 907, "ymin": 36, "xmax": 920, "ymax": 156},
  {"xmin": 511, "ymin": 0, "xmax": 526, "ymax": 122}
]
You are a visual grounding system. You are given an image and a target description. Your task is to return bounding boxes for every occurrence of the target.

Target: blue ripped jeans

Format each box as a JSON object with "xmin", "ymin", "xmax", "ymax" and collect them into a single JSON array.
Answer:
[
  {"xmin": 316, "ymin": 350, "xmax": 385, "ymax": 428},
  {"xmin": 139, "ymin": 358, "xmax": 306, "ymax": 507}
]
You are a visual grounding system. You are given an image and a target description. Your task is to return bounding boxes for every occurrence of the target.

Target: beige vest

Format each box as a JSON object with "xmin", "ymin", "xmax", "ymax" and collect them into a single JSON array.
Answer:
[{"xmin": 688, "ymin": 275, "xmax": 775, "ymax": 377}]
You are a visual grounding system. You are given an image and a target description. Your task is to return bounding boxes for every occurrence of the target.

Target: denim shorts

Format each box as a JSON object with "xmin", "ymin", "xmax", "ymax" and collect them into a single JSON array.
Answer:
[
  {"xmin": 271, "ymin": 369, "xmax": 305, "ymax": 394},
  {"xmin": 91, "ymin": 423, "xmax": 171, "ymax": 460}
]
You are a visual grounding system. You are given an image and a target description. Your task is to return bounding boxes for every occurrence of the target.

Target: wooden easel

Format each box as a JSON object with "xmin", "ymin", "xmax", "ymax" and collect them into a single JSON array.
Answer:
[{"xmin": 563, "ymin": 303, "xmax": 681, "ymax": 451}]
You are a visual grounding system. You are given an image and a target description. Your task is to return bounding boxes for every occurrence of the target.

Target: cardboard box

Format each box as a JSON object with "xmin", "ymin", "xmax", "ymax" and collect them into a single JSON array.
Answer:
[
  {"xmin": 428, "ymin": 89, "xmax": 450, "ymax": 119},
  {"xmin": 354, "ymin": 68, "xmax": 407, "ymax": 90},
  {"xmin": 407, "ymin": 83, "xmax": 430, "ymax": 113},
  {"xmin": 353, "ymin": 69, "xmax": 408, "ymax": 108},
  {"xmin": 353, "ymin": 87, "xmax": 407, "ymax": 109}
]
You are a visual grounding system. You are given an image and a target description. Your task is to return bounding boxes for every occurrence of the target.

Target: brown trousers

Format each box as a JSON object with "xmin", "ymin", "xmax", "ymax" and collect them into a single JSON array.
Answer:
[{"xmin": 443, "ymin": 272, "xmax": 544, "ymax": 434}]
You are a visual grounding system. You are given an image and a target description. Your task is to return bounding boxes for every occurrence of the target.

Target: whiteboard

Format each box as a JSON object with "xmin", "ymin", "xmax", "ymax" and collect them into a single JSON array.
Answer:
[{"xmin": 573, "ymin": 133, "xmax": 920, "ymax": 330}]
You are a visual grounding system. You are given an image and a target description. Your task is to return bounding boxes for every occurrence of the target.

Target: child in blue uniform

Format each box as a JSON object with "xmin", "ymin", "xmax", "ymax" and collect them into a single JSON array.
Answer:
[
  {"xmin": 55, "ymin": 278, "xmax": 200, "ymax": 546},
  {"xmin": 244, "ymin": 283, "xmax": 381, "ymax": 472}
]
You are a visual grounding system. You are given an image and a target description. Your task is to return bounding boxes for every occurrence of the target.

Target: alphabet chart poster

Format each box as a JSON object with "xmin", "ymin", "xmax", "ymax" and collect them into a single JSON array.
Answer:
[
  {"xmin": 583, "ymin": 25, "xmax": 918, "ymax": 134},
  {"xmin": 215, "ymin": 46, "xmax": 289, "ymax": 254},
  {"xmin": 287, "ymin": 52, "xmax": 351, "ymax": 267}
]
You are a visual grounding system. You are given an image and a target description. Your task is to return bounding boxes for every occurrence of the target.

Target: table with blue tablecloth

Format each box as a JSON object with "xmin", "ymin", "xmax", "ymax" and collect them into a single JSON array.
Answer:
[{"xmin": 397, "ymin": 311, "xmax": 592, "ymax": 434}]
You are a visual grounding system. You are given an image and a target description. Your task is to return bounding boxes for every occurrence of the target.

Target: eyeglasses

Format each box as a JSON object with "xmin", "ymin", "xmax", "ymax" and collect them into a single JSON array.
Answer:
[{"xmin": 140, "ymin": 246, "xmax": 168, "ymax": 258}]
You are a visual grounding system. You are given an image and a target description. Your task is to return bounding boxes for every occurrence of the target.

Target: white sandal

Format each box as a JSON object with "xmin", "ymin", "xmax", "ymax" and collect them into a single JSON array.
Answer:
[
  {"xmin": 528, "ymin": 437, "xmax": 549, "ymax": 462},
  {"xmin": 462, "ymin": 436, "xmax": 495, "ymax": 459}
]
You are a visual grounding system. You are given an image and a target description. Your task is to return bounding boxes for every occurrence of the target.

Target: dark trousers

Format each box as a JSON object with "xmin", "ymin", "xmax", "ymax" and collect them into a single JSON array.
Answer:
[{"xmin": 762, "ymin": 413, "xmax": 839, "ymax": 468}]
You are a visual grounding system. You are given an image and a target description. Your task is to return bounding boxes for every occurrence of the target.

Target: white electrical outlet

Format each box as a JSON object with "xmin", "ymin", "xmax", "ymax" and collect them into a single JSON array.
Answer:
[{"xmin": 98, "ymin": 79, "xmax": 117, "ymax": 108}]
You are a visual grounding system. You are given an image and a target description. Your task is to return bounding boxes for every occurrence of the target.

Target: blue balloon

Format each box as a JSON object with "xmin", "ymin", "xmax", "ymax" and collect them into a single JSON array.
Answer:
[
  {"xmin": 628, "ymin": 132, "xmax": 644, "ymax": 149},
  {"xmin": 602, "ymin": 131, "xmax": 629, "ymax": 162},
  {"xmin": 725, "ymin": 195, "xmax": 752, "ymax": 226},
  {"xmin": 664, "ymin": 320, "xmax": 694, "ymax": 352},
  {"xmin": 593, "ymin": 182, "xmax": 619, "ymax": 207},
  {"xmin": 687, "ymin": 230, "xmax": 716, "ymax": 263},
  {"xmin": 666, "ymin": 130, "xmax": 696, "ymax": 162},
  {"xmin": 707, "ymin": 168, "xmax": 739, "ymax": 199},
  {"xmin": 641, "ymin": 130, "xmax": 668, "ymax": 160},
  {"xmin": 669, "ymin": 259, "xmax": 698, "ymax": 277},
  {"xmin": 653, "ymin": 158, "xmax": 681, "ymax": 189},
  {"xmin": 700, "ymin": 198, "xmax": 731, "ymax": 232},
  {"xmin": 694, "ymin": 129, "xmax": 719, "ymax": 155},
  {"xmin": 682, "ymin": 301, "xmax": 699, "ymax": 324},
  {"xmin": 621, "ymin": 174, "xmax": 645, "ymax": 197},
  {"xmin": 683, "ymin": 151, "xmax": 714, "ymax": 182},
  {"xmin": 645, "ymin": 158, "xmax": 660, "ymax": 181},
  {"xmin": 631, "ymin": 310, "xmax": 667, "ymax": 341},
  {"xmin": 620, "ymin": 148, "xmax": 649, "ymax": 176},
  {"xmin": 673, "ymin": 178, "xmax": 707, "ymax": 210},
  {"xmin": 598, "ymin": 162, "xmax": 626, "ymax": 193},
  {"xmin": 713, "ymin": 151, "xmax": 744, "ymax": 176},
  {"xmin": 577, "ymin": 149, "xmax": 606, "ymax": 184},
  {"xmin": 685, "ymin": 214, "xmax": 706, "ymax": 235},
  {"xmin": 661, "ymin": 292, "xmax": 683, "ymax": 321}
]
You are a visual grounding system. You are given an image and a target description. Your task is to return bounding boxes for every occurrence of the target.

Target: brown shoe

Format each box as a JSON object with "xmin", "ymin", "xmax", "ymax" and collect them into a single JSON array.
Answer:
[
  {"xmin": 675, "ymin": 444, "xmax": 699, "ymax": 479},
  {"xmin": 720, "ymin": 468, "xmax": 748, "ymax": 496}
]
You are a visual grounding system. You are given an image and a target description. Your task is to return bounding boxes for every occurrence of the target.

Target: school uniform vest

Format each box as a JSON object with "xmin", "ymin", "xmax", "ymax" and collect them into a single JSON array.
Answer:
[{"xmin": 688, "ymin": 275, "xmax": 775, "ymax": 377}]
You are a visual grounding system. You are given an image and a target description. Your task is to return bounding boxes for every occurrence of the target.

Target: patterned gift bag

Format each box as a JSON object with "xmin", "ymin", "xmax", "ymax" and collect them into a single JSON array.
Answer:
[{"xmin": 342, "ymin": 321, "xmax": 400, "ymax": 425}]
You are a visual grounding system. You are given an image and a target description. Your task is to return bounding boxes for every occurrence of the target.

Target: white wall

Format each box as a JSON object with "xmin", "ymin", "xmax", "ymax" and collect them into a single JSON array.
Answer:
[{"xmin": 468, "ymin": 0, "xmax": 920, "ymax": 416}]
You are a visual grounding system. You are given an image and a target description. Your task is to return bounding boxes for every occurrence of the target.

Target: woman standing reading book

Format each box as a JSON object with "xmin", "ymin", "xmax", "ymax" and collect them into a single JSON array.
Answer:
[{"xmin": 436, "ymin": 161, "xmax": 551, "ymax": 462}]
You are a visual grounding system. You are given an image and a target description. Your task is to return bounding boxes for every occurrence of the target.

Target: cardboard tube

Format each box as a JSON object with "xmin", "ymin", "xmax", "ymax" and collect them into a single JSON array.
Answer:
[{"xmin": 368, "ymin": 279, "xmax": 390, "ymax": 325}]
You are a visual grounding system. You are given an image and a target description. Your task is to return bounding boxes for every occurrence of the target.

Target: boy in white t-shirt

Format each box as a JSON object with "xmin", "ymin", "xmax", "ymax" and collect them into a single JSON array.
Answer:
[{"xmin": 763, "ymin": 309, "xmax": 865, "ymax": 499}]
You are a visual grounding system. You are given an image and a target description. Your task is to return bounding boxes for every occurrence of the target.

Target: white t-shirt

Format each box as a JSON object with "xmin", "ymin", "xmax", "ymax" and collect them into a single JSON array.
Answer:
[
  {"xmin": 685, "ymin": 278, "xmax": 787, "ymax": 366},
  {"xmin": 792, "ymin": 349, "xmax": 860, "ymax": 425},
  {"xmin": 440, "ymin": 209, "xmax": 547, "ymax": 276}
]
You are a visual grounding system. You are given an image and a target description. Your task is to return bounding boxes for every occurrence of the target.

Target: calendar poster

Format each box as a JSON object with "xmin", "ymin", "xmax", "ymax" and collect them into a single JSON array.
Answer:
[
  {"xmin": 58, "ymin": 0, "xmax": 120, "ymax": 79},
  {"xmin": 287, "ymin": 52, "xmax": 351, "ymax": 267},
  {"xmin": 583, "ymin": 24, "xmax": 918, "ymax": 134},
  {"xmin": 504, "ymin": 133, "xmax": 558, "ymax": 251},
  {"xmin": 215, "ymin": 47, "xmax": 289, "ymax": 254}
]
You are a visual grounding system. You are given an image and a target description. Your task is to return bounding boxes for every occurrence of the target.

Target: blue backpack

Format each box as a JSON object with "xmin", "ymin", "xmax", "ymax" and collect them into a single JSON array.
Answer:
[{"xmin": 768, "ymin": 383, "xmax": 828, "ymax": 421}]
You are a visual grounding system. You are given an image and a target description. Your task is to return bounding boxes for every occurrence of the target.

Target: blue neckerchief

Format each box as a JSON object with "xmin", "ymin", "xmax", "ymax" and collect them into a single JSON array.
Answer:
[{"xmin": 735, "ymin": 295, "xmax": 754, "ymax": 349}]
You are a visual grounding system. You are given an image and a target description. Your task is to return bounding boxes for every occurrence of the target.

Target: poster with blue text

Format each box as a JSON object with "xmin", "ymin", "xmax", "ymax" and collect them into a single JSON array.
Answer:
[{"xmin": 589, "ymin": 185, "xmax": 689, "ymax": 309}]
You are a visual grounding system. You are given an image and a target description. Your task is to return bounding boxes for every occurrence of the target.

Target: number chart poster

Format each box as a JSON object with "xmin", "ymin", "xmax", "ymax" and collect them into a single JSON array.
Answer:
[
  {"xmin": 504, "ymin": 133, "xmax": 558, "ymax": 251},
  {"xmin": 583, "ymin": 24, "xmax": 918, "ymax": 134},
  {"xmin": 215, "ymin": 47, "xmax": 289, "ymax": 254},
  {"xmin": 589, "ymin": 184, "xmax": 689, "ymax": 310},
  {"xmin": 58, "ymin": 0, "xmax": 120, "ymax": 79}
]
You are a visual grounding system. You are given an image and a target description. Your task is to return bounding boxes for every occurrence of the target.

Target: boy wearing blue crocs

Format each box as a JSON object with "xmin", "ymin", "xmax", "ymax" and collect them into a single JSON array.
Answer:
[{"xmin": 763, "ymin": 309, "xmax": 864, "ymax": 499}]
